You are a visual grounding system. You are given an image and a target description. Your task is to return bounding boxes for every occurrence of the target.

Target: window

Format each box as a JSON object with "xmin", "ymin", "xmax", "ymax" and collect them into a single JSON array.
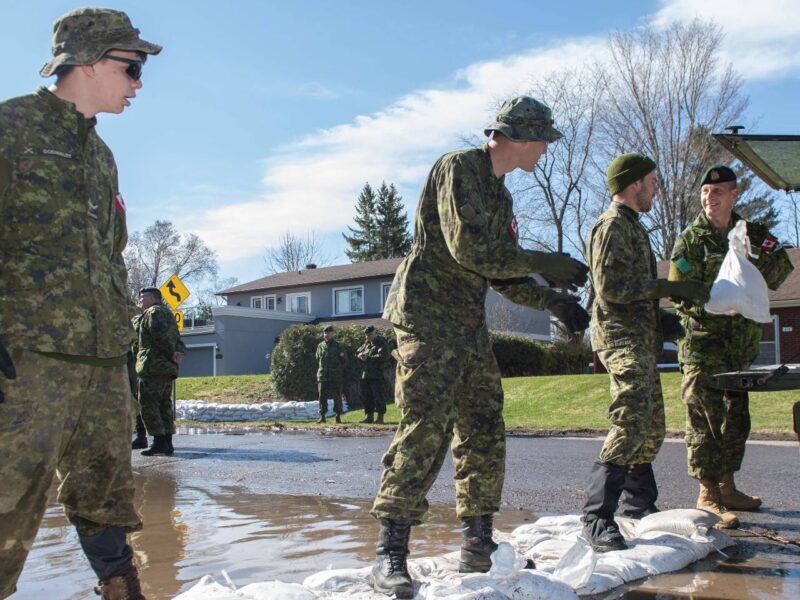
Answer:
[
  {"xmin": 333, "ymin": 286, "xmax": 364, "ymax": 316},
  {"xmin": 265, "ymin": 295, "xmax": 276, "ymax": 310},
  {"xmin": 381, "ymin": 282, "xmax": 392, "ymax": 310},
  {"xmin": 250, "ymin": 296, "xmax": 263, "ymax": 309},
  {"xmin": 286, "ymin": 292, "xmax": 311, "ymax": 314}
]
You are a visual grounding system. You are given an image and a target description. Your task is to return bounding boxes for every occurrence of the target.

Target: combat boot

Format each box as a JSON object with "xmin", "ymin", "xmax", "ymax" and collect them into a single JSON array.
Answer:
[
  {"xmin": 141, "ymin": 435, "xmax": 170, "ymax": 457},
  {"xmin": 165, "ymin": 434, "xmax": 175, "ymax": 456},
  {"xmin": 459, "ymin": 515, "xmax": 498, "ymax": 573},
  {"xmin": 131, "ymin": 416, "xmax": 148, "ymax": 450},
  {"xmin": 697, "ymin": 479, "xmax": 739, "ymax": 529},
  {"xmin": 618, "ymin": 463, "xmax": 660, "ymax": 519},
  {"xmin": 582, "ymin": 461, "xmax": 628, "ymax": 552},
  {"xmin": 93, "ymin": 565, "xmax": 146, "ymax": 600},
  {"xmin": 371, "ymin": 518, "xmax": 414, "ymax": 599},
  {"xmin": 361, "ymin": 412, "xmax": 374, "ymax": 424},
  {"xmin": 720, "ymin": 472, "xmax": 762, "ymax": 511},
  {"xmin": 335, "ymin": 414, "xmax": 342, "ymax": 424},
  {"xmin": 375, "ymin": 413, "xmax": 384, "ymax": 424},
  {"xmin": 317, "ymin": 415, "xmax": 326, "ymax": 424}
]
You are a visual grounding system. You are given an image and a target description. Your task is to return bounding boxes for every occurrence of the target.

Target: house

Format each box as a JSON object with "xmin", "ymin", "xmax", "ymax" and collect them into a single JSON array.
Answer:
[
  {"xmin": 656, "ymin": 247, "xmax": 800, "ymax": 366},
  {"xmin": 179, "ymin": 257, "xmax": 553, "ymax": 377}
]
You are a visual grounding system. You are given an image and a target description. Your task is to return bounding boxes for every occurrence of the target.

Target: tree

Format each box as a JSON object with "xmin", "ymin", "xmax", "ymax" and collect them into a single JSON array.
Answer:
[
  {"xmin": 124, "ymin": 220, "xmax": 218, "ymax": 298},
  {"xmin": 263, "ymin": 230, "xmax": 330, "ymax": 274},
  {"xmin": 343, "ymin": 183, "xmax": 379, "ymax": 262},
  {"xmin": 188, "ymin": 275, "xmax": 240, "ymax": 321},
  {"xmin": 734, "ymin": 168, "xmax": 781, "ymax": 231},
  {"xmin": 375, "ymin": 182, "xmax": 412, "ymax": 258},
  {"xmin": 599, "ymin": 19, "xmax": 748, "ymax": 258}
]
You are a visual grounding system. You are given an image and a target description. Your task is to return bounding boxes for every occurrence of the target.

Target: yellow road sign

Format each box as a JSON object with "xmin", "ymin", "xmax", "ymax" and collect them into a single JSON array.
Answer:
[
  {"xmin": 160, "ymin": 274, "xmax": 190, "ymax": 309},
  {"xmin": 174, "ymin": 309, "xmax": 184, "ymax": 332}
]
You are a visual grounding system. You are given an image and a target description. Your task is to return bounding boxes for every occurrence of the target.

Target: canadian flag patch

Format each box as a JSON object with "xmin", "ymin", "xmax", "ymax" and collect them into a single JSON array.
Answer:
[
  {"xmin": 508, "ymin": 216, "xmax": 518, "ymax": 239},
  {"xmin": 761, "ymin": 235, "xmax": 781, "ymax": 253},
  {"xmin": 114, "ymin": 193, "xmax": 126, "ymax": 215}
]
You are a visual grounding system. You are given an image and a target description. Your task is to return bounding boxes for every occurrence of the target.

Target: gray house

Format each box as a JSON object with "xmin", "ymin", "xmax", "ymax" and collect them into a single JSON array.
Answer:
[{"xmin": 179, "ymin": 258, "xmax": 552, "ymax": 377}]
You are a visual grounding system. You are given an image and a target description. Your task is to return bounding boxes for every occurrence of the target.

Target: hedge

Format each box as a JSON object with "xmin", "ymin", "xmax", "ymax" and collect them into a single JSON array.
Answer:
[{"xmin": 271, "ymin": 324, "xmax": 591, "ymax": 400}]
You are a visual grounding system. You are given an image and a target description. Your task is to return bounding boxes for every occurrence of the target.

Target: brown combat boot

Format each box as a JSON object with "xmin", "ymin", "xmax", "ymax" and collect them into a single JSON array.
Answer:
[
  {"xmin": 94, "ymin": 565, "xmax": 146, "ymax": 600},
  {"xmin": 720, "ymin": 472, "xmax": 762, "ymax": 511},
  {"xmin": 697, "ymin": 479, "xmax": 739, "ymax": 529}
]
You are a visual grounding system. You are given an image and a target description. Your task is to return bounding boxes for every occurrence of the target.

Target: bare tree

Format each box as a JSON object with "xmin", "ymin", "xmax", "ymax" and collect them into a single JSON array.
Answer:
[
  {"xmin": 189, "ymin": 275, "xmax": 240, "ymax": 321},
  {"xmin": 600, "ymin": 19, "xmax": 748, "ymax": 258},
  {"xmin": 263, "ymin": 230, "xmax": 330, "ymax": 274},
  {"xmin": 124, "ymin": 220, "xmax": 218, "ymax": 297}
]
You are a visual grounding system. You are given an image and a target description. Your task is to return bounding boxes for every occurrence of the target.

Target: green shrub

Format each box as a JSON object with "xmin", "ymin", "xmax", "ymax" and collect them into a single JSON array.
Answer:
[{"xmin": 490, "ymin": 332, "xmax": 590, "ymax": 377}]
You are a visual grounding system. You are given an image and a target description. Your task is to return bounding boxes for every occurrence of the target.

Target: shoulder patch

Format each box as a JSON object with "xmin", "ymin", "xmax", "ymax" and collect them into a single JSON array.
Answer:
[
  {"xmin": 674, "ymin": 256, "xmax": 693, "ymax": 275},
  {"xmin": 761, "ymin": 235, "xmax": 782, "ymax": 254}
]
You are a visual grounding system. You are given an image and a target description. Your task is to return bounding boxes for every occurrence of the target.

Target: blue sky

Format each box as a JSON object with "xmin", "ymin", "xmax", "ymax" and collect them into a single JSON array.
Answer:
[{"xmin": 2, "ymin": 0, "xmax": 799, "ymax": 287}]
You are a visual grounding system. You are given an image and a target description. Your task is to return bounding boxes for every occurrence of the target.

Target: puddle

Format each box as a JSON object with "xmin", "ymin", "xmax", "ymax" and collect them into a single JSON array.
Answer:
[{"xmin": 13, "ymin": 468, "xmax": 800, "ymax": 599}]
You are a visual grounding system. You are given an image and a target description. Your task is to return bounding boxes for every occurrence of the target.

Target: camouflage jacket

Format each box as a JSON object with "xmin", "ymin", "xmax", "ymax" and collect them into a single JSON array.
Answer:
[
  {"xmin": 316, "ymin": 339, "xmax": 347, "ymax": 383},
  {"xmin": 668, "ymin": 211, "xmax": 793, "ymax": 365},
  {"xmin": 0, "ymin": 88, "xmax": 132, "ymax": 358},
  {"xmin": 135, "ymin": 303, "xmax": 185, "ymax": 378},
  {"xmin": 382, "ymin": 145, "xmax": 558, "ymax": 349},
  {"xmin": 356, "ymin": 335, "xmax": 389, "ymax": 380},
  {"xmin": 588, "ymin": 202, "xmax": 661, "ymax": 351}
]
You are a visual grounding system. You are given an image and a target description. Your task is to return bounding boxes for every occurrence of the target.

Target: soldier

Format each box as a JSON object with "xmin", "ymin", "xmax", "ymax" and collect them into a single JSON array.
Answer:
[
  {"xmin": 370, "ymin": 96, "xmax": 591, "ymax": 599},
  {"xmin": 0, "ymin": 7, "xmax": 160, "ymax": 599},
  {"xmin": 135, "ymin": 287, "xmax": 185, "ymax": 456},
  {"xmin": 316, "ymin": 325, "xmax": 347, "ymax": 424},
  {"xmin": 668, "ymin": 165, "xmax": 793, "ymax": 527},
  {"xmin": 356, "ymin": 325, "xmax": 390, "ymax": 424},
  {"xmin": 582, "ymin": 153, "xmax": 709, "ymax": 553}
]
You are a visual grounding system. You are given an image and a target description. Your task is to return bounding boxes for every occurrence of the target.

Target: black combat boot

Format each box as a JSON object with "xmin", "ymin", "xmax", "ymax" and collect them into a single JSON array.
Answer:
[
  {"xmin": 361, "ymin": 412, "xmax": 374, "ymax": 423},
  {"xmin": 165, "ymin": 433, "xmax": 175, "ymax": 456},
  {"xmin": 582, "ymin": 461, "xmax": 628, "ymax": 552},
  {"xmin": 459, "ymin": 515, "xmax": 499, "ymax": 573},
  {"xmin": 371, "ymin": 518, "xmax": 414, "ymax": 599},
  {"xmin": 375, "ymin": 413, "xmax": 385, "ymax": 424},
  {"xmin": 335, "ymin": 414, "xmax": 342, "ymax": 424},
  {"xmin": 141, "ymin": 435, "xmax": 170, "ymax": 456},
  {"xmin": 131, "ymin": 416, "xmax": 148, "ymax": 450},
  {"xmin": 618, "ymin": 463, "xmax": 659, "ymax": 519}
]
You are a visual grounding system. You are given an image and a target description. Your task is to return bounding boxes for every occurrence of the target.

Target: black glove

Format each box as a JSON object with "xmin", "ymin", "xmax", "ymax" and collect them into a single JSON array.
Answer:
[
  {"xmin": 0, "ymin": 338, "xmax": 17, "ymax": 404},
  {"xmin": 652, "ymin": 279, "xmax": 710, "ymax": 305},
  {"xmin": 659, "ymin": 311, "xmax": 684, "ymax": 342},
  {"xmin": 531, "ymin": 251, "xmax": 589, "ymax": 291},
  {"xmin": 546, "ymin": 294, "xmax": 591, "ymax": 333}
]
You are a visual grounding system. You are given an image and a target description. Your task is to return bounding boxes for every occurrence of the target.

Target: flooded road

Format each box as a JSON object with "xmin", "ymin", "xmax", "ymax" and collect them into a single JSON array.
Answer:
[{"xmin": 13, "ymin": 429, "xmax": 800, "ymax": 599}]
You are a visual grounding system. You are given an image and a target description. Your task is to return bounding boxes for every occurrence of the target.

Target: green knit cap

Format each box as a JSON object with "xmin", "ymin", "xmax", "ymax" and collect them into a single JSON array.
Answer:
[{"xmin": 606, "ymin": 153, "xmax": 657, "ymax": 196}]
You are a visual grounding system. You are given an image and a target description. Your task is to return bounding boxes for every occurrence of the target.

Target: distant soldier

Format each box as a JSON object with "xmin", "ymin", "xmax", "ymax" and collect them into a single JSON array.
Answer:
[
  {"xmin": 135, "ymin": 287, "xmax": 185, "ymax": 456},
  {"xmin": 369, "ymin": 96, "xmax": 590, "ymax": 599},
  {"xmin": 582, "ymin": 154, "xmax": 709, "ymax": 553},
  {"xmin": 356, "ymin": 325, "xmax": 390, "ymax": 424},
  {"xmin": 316, "ymin": 325, "xmax": 347, "ymax": 423},
  {"xmin": 0, "ymin": 7, "xmax": 161, "ymax": 599},
  {"xmin": 668, "ymin": 165, "xmax": 793, "ymax": 527}
]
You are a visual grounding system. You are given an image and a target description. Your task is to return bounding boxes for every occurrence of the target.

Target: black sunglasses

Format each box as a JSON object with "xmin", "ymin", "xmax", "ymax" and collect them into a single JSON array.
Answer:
[{"xmin": 103, "ymin": 55, "xmax": 144, "ymax": 81}]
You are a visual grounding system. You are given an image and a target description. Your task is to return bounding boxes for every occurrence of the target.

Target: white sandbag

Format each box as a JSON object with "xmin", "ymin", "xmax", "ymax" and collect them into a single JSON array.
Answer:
[
  {"xmin": 551, "ymin": 537, "xmax": 596, "ymax": 589},
  {"xmin": 174, "ymin": 575, "xmax": 314, "ymax": 600},
  {"xmin": 636, "ymin": 508, "xmax": 718, "ymax": 538},
  {"xmin": 705, "ymin": 220, "xmax": 772, "ymax": 322}
]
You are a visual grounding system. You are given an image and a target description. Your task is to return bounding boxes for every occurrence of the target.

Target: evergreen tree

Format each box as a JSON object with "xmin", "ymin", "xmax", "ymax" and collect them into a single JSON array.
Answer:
[
  {"xmin": 375, "ymin": 182, "xmax": 412, "ymax": 259},
  {"xmin": 343, "ymin": 183, "xmax": 378, "ymax": 262}
]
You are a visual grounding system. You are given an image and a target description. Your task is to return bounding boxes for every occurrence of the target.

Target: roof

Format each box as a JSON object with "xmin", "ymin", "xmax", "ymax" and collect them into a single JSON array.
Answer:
[
  {"xmin": 218, "ymin": 257, "xmax": 403, "ymax": 295},
  {"xmin": 657, "ymin": 247, "xmax": 800, "ymax": 307}
]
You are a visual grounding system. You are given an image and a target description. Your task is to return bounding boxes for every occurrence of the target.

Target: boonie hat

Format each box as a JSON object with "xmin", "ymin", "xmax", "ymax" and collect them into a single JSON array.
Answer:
[
  {"xmin": 484, "ymin": 96, "xmax": 563, "ymax": 143},
  {"xmin": 40, "ymin": 7, "xmax": 162, "ymax": 77}
]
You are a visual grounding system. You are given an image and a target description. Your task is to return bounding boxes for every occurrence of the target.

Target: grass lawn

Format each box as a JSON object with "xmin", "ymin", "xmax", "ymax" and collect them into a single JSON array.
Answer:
[{"xmin": 177, "ymin": 372, "xmax": 797, "ymax": 436}]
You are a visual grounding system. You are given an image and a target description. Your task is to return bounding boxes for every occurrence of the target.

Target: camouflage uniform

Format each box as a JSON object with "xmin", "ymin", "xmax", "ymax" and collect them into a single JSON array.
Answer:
[
  {"xmin": 372, "ymin": 145, "xmax": 564, "ymax": 524},
  {"xmin": 356, "ymin": 334, "xmax": 390, "ymax": 415},
  {"xmin": 135, "ymin": 302, "xmax": 185, "ymax": 436},
  {"xmin": 316, "ymin": 339, "xmax": 347, "ymax": 417},
  {"xmin": 0, "ymin": 89, "xmax": 141, "ymax": 595},
  {"xmin": 588, "ymin": 201, "xmax": 666, "ymax": 466},
  {"xmin": 669, "ymin": 212, "xmax": 793, "ymax": 480}
]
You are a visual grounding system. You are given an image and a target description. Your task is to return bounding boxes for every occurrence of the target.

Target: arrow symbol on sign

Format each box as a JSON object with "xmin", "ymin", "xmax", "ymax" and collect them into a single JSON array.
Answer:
[{"xmin": 166, "ymin": 281, "xmax": 182, "ymax": 303}]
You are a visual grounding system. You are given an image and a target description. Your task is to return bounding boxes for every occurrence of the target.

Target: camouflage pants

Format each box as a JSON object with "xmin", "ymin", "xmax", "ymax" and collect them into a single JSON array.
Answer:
[
  {"xmin": 681, "ymin": 361, "xmax": 750, "ymax": 481},
  {"xmin": 360, "ymin": 378, "xmax": 386, "ymax": 415},
  {"xmin": 318, "ymin": 381, "xmax": 343, "ymax": 416},
  {"xmin": 371, "ymin": 327, "xmax": 505, "ymax": 525},
  {"xmin": 0, "ymin": 350, "xmax": 141, "ymax": 598},
  {"xmin": 597, "ymin": 346, "xmax": 666, "ymax": 466},
  {"xmin": 138, "ymin": 375, "xmax": 175, "ymax": 436}
]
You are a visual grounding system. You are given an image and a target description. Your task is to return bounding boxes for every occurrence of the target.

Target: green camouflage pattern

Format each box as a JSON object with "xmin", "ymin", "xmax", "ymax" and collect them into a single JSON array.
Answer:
[
  {"xmin": 383, "ymin": 146, "xmax": 559, "ymax": 345},
  {"xmin": 138, "ymin": 374, "xmax": 174, "ymax": 436},
  {"xmin": 135, "ymin": 302, "xmax": 185, "ymax": 379},
  {"xmin": 588, "ymin": 202, "xmax": 662, "ymax": 352},
  {"xmin": 0, "ymin": 88, "xmax": 133, "ymax": 359},
  {"xmin": 316, "ymin": 339, "xmax": 347, "ymax": 382},
  {"xmin": 40, "ymin": 7, "xmax": 162, "ymax": 77},
  {"xmin": 483, "ymin": 96, "xmax": 563, "ymax": 143},
  {"xmin": 669, "ymin": 211, "xmax": 792, "ymax": 480},
  {"xmin": 0, "ymin": 349, "xmax": 141, "ymax": 597},
  {"xmin": 596, "ymin": 347, "xmax": 666, "ymax": 465},
  {"xmin": 318, "ymin": 381, "xmax": 343, "ymax": 417},
  {"xmin": 371, "ymin": 327, "xmax": 505, "ymax": 524},
  {"xmin": 360, "ymin": 379, "xmax": 387, "ymax": 415},
  {"xmin": 668, "ymin": 212, "xmax": 793, "ymax": 365},
  {"xmin": 356, "ymin": 334, "xmax": 390, "ymax": 379}
]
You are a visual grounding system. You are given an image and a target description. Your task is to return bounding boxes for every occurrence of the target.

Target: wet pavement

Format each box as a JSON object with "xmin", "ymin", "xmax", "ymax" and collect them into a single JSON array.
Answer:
[{"xmin": 13, "ymin": 429, "xmax": 800, "ymax": 599}]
